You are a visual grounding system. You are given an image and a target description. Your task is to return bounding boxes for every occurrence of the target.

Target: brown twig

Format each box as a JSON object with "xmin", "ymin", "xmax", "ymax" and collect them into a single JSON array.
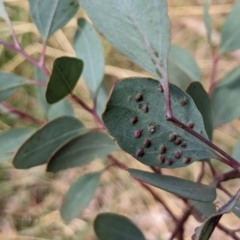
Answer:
[
  {"xmin": 215, "ymin": 170, "xmax": 240, "ymax": 186},
  {"xmin": 217, "ymin": 223, "xmax": 240, "ymax": 240}
]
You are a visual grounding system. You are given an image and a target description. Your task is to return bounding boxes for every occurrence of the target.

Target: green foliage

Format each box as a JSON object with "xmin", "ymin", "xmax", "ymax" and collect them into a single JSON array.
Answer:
[
  {"xmin": 94, "ymin": 213, "xmax": 146, "ymax": 240},
  {"xmin": 46, "ymin": 57, "xmax": 83, "ymax": 103},
  {"xmin": 203, "ymin": 0, "xmax": 212, "ymax": 46}
]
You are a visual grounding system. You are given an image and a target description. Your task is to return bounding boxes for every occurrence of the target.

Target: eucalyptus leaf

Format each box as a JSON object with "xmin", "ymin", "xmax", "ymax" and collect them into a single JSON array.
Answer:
[
  {"xmin": 0, "ymin": 128, "xmax": 35, "ymax": 162},
  {"xmin": 0, "ymin": 0, "xmax": 9, "ymax": 21},
  {"xmin": 128, "ymin": 169, "xmax": 216, "ymax": 202},
  {"xmin": 190, "ymin": 200, "xmax": 216, "ymax": 219},
  {"xmin": 47, "ymin": 99, "xmax": 75, "ymax": 121},
  {"xmin": 94, "ymin": 213, "xmax": 146, "ymax": 240},
  {"xmin": 0, "ymin": 72, "xmax": 29, "ymax": 102},
  {"xmin": 81, "ymin": 0, "xmax": 170, "ymax": 79},
  {"xmin": 203, "ymin": 0, "xmax": 212, "ymax": 46},
  {"xmin": 232, "ymin": 137, "xmax": 240, "ymax": 162},
  {"xmin": 193, "ymin": 188, "xmax": 240, "ymax": 240},
  {"xmin": 232, "ymin": 200, "xmax": 240, "ymax": 218},
  {"xmin": 46, "ymin": 57, "xmax": 83, "ymax": 104},
  {"xmin": 13, "ymin": 116, "xmax": 85, "ymax": 169},
  {"xmin": 168, "ymin": 45, "xmax": 201, "ymax": 89},
  {"xmin": 74, "ymin": 18, "xmax": 105, "ymax": 96},
  {"xmin": 102, "ymin": 78, "xmax": 217, "ymax": 169},
  {"xmin": 220, "ymin": 0, "xmax": 240, "ymax": 53},
  {"xmin": 61, "ymin": 172, "xmax": 101, "ymax": 222},
  {"xmin": 186, "ymin": 82, "xmax": 213, "ymax": 140},
  {"xmin": 96, "ymin": 80, "xmax": 109, "ymax": 117},
  {"xmin": 47, "ymin": 131, "xmax": 117, "ymax": 172},
  {"xmin": 28, "ymin": 0, "xmax": 79, "ymax": 39},
  {"xmin": 211, "ymin": 67, "xmax": 240, "ymax": 126}
]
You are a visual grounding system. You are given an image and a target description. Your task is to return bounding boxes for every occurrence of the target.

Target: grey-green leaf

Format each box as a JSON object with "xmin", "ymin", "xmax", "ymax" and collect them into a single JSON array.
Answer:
[
  {"xmin": 190, "ymin": 200, "xmax": 216, "ymax": 219},
  {"xmin": 74, "ymin": 18, "xmax": 105, "ymax": 97},
  {"xmin": 46, "ymin": 57, "xmax": 83, "ymax": 104},
  {"xmin": 186, "ymin": 82, "xmax": 213, "ymax": 140},
  {"xmin": 0, "ymin": 72, "xmax": 29, "ymax": 102},
  {"xmin": 220, "ymin": 0, "xmax": 240, "ymax": 53},
  {"xmin": 232, "ymin": 137, "xmax": 240, "ymax": 161},
  {"xmin": 81, "ymin": 0, "xmax": 170, "ymax": 79},
  {"xmin": 47, "ymin": 131, "xmax": 117, "ymax": 172},
  {"xmin": 94, "ymin": 213, "xmax": 146, "ymax": 240},
  {"xmin": 28, "ymin": 0, "xmax": 79, "ymax": 39},
  {"xmin": 211, "ymin": 67, "xmax": 240, "ymax": 126},
  {"xmin": 96, "ymin": 80, "xmax": 109, "ymax": 117},
  {"xmin": 61, "ymin": 172, "xmax": 101, "ymax": 222},
  {"xmin": 128, "ymin": 169, "xmax": 216, "ymax": 202},
  {"xmin": 0, "ymin": 0, "xmax": 9, "ymax": 21},
  {"xmin": 0, "ymin": 128, "xmax": 35, "ymax": 162},
  {"xmin": 192, "ymin": 188, "xmax": 240, "ymax": 240},
  {"xmin": 232, "ymin": 200, "xmax": 240, "ymax": 218},
  {"xmin": 203, "ymin": 0, "xmax": 212, "ymax": 46},
  {"xmin": 168, "ymin": 45, "xmax": 201, "ymax": 89},
  {"xmin": 13, "ymin": 116, "xmax": 85, "ymax": 169},
  {"xmin": 103, "ymin": 78, "xmax": 217, "ymax": 169},
  {"xmin": 47, "ymin": 99, "xmax": 75, "ymax": 121}
]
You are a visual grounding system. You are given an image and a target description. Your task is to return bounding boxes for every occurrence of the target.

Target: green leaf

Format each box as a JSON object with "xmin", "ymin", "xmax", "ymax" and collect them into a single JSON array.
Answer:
[
  {"xmin": 61, "ymin": 171, "xmax": 101, "ymax": 222},
  {"xmin": 74, "ymin": 18, "xmax": 105, "ymax": 96},
  {"xmin": 186, "ymin": 82, "xmax": 213, "ymax": 140},
  {"xmin": 232, "ymin": 200, "xmax": 240, "ymax": 218},
  {"xmin": 128, "ymin": 169, "xmax": 216, "ymax": 202},
  {"xmin": 103, "ymin": 78, "xmax": 217, "ymax": 169},
  {"xmin": 81, "ymin": 0, "xmax": 170, "ymax": 79},
  {"xmin": 203, "ymin": 0, "xmax": 212, "ymax": 46},
  {"xmin": 0, "ymin": 72, "xmax": 29, "ymax": 102},
  {"xmin": 190, "ymin": 200, "xmax": 216, "ymax": 219},
  {"xmin": 47, "ymin": 99, "xmax": 75, "ymax": 121},
  {"xmin": 0, "ymin": 0, "xmax": 9, "ymax": 21},
  {"xmin": 13, "ymin": 116, "xmax": 85, "ymax": 169},
  {"xmin": 232, "ymin": 137, "xmax": 240, "ymax": 161},
  {"xmin": 211, "ymin": 67, "xmax": 240, "ymax": 126},
  {"xmin": 193, "ymin": 188, "xmax": 240, "ymax": 240},
  {"xmin": 168, "ymin": 45, "xmax": 201, "ymax": 89},
  {"xmin": 96, "ymin": 80, "xmax": 109, "ymax": 117},
  {"xmin": 28, "ymin": 0, "xmax": 79, "ymax": 39},
  {"xmin": 0, "ymin": 128, "xmax": 35, "ymax": 162},
  {"xmin": 47, "ymin": 131, "xmax": 117, "ymax": 172},
  {"xmin": 220, "ymin": 0, "xmax": 240, "ymax": 53},
  {"xmin": 94, "ymin": 213, "xmax": 146, "ymax": 240},
  {"xmin": 46, "ymin": 57, "xmax": 83, "ymax": 104},
  {"xmin": 34, "ymin": 67, "xmax": 49, "ymax": 115}
]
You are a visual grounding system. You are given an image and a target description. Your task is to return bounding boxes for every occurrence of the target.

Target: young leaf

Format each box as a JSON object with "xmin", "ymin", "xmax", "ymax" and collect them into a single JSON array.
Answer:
[
  {"xmin": 211, "ymin": 67, "xmax": 240, "ymax": 126},
  {"xmin": 13, "ymin": 116, "xmax": 85, "ymax": 169},
  {"xmin": 102, "ymin": 78, "xmax": 217, "ymax": 169},
  {"xmin": 28, "ymin": 0, "xmax": 79, "ymax": 40},
  {"xmin": 46, "ymin": 57, "xmax": 83, "ymax": 104},
  {"xmin": 0, "ymin": 128, "xmax": 34, "ymax": 162},
  {"xmin": 186, "ymin": 82, "xmax": 213, "ymax": 140},
  {"xmin": 61, "ymin": 171, "xmax": 101, "ymax": 222},
  {"xmin": 168, "ymin": 45, "xmax": 201, "ymax": 89},
  {"xmin": 94, "ymin": 213, "xmax": 146, "ymax": 240},
  {"xmin": 128, "ymin": 169, "xmax": 216, "ymax": 202},
  {"xmin": 74, "ymin": 18, "xmax": 105, "ymax": 97},
  {"xmin": 192, "ymin": 188, "xmax": 240, "ymax": 240},
  {"xmin": 47, "ymin": 131, "xmax": 117, "ymax": 172},
  {"xmin": 81, "ymin": 0, "xmax": 170, "ymax": 79},
  {"xmin": 0, "ymin": 72, "xmax": 29, "ymax": 102},
  {"xmin": 220, "ymin": 0, "xmax": 240, "ymax": 53},
  {"xmin": 203, "ymin": 0, "xmax": 212, "ymax": 46},
  {"xmin": 47, "ymin": 99, "xmax": 75, "ymax": 121}
]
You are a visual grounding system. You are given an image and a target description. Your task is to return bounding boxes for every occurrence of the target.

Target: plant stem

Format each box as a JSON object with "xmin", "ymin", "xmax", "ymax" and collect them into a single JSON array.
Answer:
[
  {"xmin": 0, "ymin": 102, "xmax": 44, "ymax": 126},
  {"xmin": 217, "ymin": 223, "xmax": 240, "ymax": 240},
  {"xmin": 108, "ymin": 154, "xmax": 178, "ymax": 223}
]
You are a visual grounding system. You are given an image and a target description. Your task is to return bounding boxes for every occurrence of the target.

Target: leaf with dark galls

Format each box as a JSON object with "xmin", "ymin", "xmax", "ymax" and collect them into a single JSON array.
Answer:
[{"xmin": 102, "ymin": 78, "xmax": 218, "ymax": 168}]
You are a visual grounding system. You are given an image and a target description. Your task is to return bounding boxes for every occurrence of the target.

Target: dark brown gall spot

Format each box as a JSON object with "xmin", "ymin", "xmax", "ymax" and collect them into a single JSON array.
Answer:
[
  {"xmin": 174, "ymin": 137, "xmax": 182, "ymax": 145},
  {"xmin": 138, "ymin": 103, "xmax": 143, "ymax": 109},
  {"xmin": 131, "ymin": 116, "xmax": 138, "ymax": 124},
  {"xmin": 134, "ymin": 129, "xmax": 142, "ymax": 138},
  {"xmin": 143, "ymin": 105, "xmax": 149, "ymax": 113},
  {"xmin": 166, "ymin": 158, "xmax": 173, "ymax": 166},
  {"xmin": 184, "ymin": 156, "xmax": 191, "ymax": 164},
  {"xmin": 159, "ymin": 144, "xmax": 167, "ymax": 154},
  {"xmin": 144, "ymin": 138, "xmax": 152, "ymax": 148},
  {"xmin": 180, "ymin": 142, "xmax": 187, "ymax": 148},
  {"xmin": 180, "ymin": 97, "xmax": 187, "ymax": 106},
  {"xmin": 174, "ymin": 151, "xmax": 181, "ymax": 159},
  {"xmin": 169, "ymin": 133, "xmax": 177, "ymax": 141},
  {"xmin": 158, "ymin": 85, "xmax": 164, "ymax": 92},
  {"xmin": 187, "ymin": 122, "xmax": 195, "ymax": 129},
  {"xmin": 136, "ymin": 148, "xmax": 144, "ymax": 157},
  {"xmin": 135, "ymin": 93, "xmax": 143, "ymax": 102},
  {"xmin": 159, "ymin": 155, "xmax": 165, "ymax": 163},
  {"xmin": 148, "ymin": 125, "xmax": 156, "ymax": 134}
]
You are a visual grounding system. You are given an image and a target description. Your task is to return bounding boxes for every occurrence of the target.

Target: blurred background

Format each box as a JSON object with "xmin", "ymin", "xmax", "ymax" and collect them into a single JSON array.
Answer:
[{"xmin": 0, "ymin": 0, "xmax": 240, "ymax": 239}]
